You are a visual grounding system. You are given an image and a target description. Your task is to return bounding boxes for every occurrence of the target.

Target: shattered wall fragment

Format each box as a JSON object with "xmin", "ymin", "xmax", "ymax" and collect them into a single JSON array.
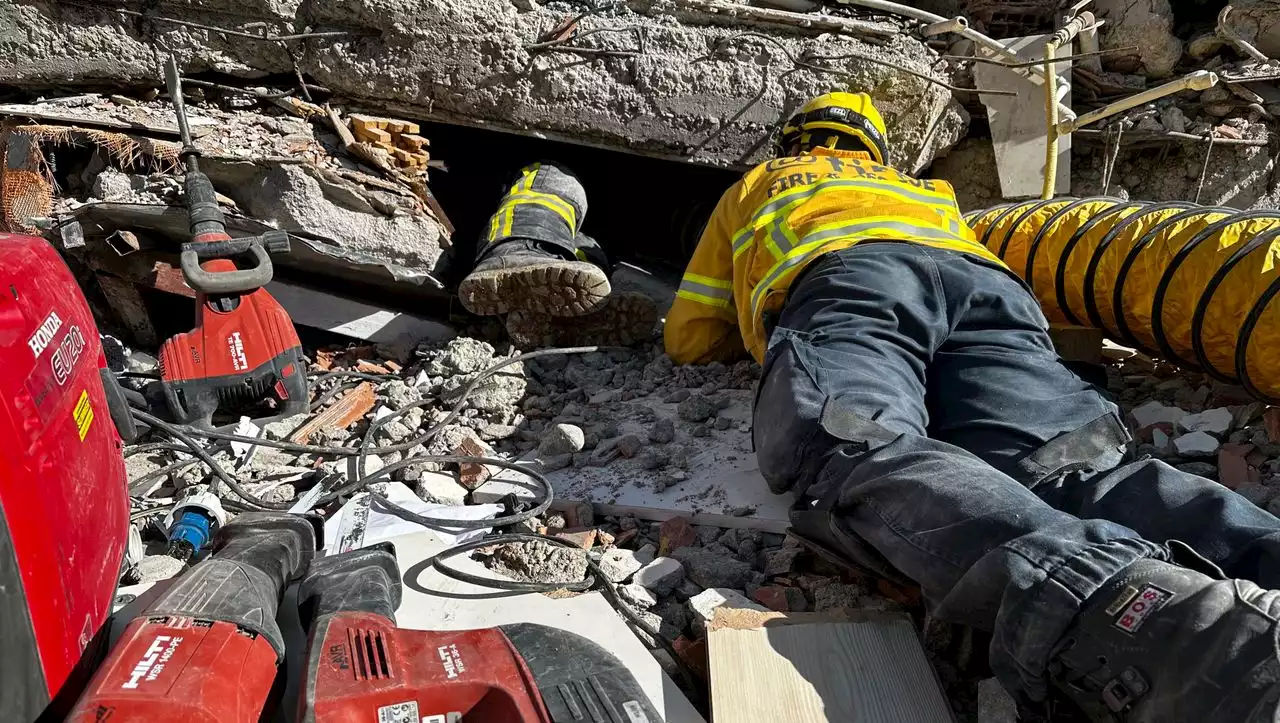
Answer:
[{"xmin": 1, "ymin": 0, "xmax": 969, "ymax": 172}]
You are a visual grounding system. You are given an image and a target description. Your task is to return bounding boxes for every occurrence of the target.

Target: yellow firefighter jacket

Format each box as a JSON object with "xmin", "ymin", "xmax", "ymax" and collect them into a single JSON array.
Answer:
[{"xmin": 663, "ymin": 148, "xmax": 1008, "ymax": 365}]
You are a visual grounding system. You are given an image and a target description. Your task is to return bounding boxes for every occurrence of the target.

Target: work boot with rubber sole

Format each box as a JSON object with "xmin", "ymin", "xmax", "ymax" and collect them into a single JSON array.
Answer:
[
  {"xmin": 1047, "ymin": 556, "xmax": 1280, "ymax": 722},
  {"xmin": 506, "ymin": 291, "xmax": 658, "ymax": 349},
  {"xmin": 457, "ymin": 239, "xmax": 611, "ymax": 317}
]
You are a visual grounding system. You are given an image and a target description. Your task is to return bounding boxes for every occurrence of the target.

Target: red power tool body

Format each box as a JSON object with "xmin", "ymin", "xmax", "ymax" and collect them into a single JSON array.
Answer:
[
  {"xmin": 157, "ymin": 58, "xmax": 307, "ymax": 428},
  {"xmin": 0, "ymin": 232, "xmax": 131, "ymax": 722},
  {"xmin": 298, "ymin": 546, "xmax": 664, "ymax": 723},
  {"xmin": 66, "ymin": 513, "xmax": 319, "ymax": 723}
]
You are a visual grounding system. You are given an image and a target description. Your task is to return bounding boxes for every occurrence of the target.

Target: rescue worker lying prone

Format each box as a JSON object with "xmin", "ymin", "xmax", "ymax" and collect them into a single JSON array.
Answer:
[{"xmin": 662, "ymin": 92, "xmax": 1280, "ymax": 723}]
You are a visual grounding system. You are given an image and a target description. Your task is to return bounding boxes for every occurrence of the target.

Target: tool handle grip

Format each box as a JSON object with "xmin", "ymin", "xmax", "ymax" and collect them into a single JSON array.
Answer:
[
  {"xmin": 298, "ymin": 544, "xmax": 402, "ymax": 630},
  {"xmin": 181, "ymin": 242, "xmax": 273, "ymax": 294}
]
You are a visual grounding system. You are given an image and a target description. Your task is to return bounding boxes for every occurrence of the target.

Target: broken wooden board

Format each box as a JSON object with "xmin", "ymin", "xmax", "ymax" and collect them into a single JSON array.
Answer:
[
  {"xmin": 472, "ymin": 388, "xmax": 795, "ymax": 533},
  {"xmin": 707, "ymin": 610, "xmax": 954, "ymax": 723},
  {"xmin": 390, "ymin": 530, "xmax": 706, "ymax": 723},
  {"xmin": 974, "ymin": 35, "xmax": 1072, "ymax": 199},
  {"xmin": 290, "ymin": 382, "xmax": 375, "ymax": 443}
]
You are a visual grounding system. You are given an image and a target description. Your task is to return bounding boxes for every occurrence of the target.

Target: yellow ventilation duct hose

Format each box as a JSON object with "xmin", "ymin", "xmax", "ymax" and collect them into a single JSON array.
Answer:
[{"xmin": 967, "ymin": 198, "xmax": 1280, "ymax": 403}]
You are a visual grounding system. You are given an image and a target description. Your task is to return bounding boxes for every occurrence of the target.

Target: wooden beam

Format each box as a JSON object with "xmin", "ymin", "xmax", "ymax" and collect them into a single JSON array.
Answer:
[{"xmin": 708, "ymin": 611, "xmax": 954, "ymax": 723}]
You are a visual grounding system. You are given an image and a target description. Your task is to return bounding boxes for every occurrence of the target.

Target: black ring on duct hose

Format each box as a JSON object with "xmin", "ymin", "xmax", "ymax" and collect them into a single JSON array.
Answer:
[
  {"xmin": 965, "ymin": 202, "xmax": 1014, "ymax": 228},
  {"xmin": 980, "ymin": 202, "xmax": 1039, "ymax": 249},
  {"xmin": 998, "ymin": 199, "xmax": 1063, "ymax": 259},
  {"xmin": 1054, "ymin": 200, "xmax": 1141, "ymax": 326},
  {"xmin": 1191, "ymin": 224, "xmax": 1280, "ymax": 381},
  {"xmin": 1024, "ymin": 197, "xmax": 1095, "ymax": 293},
  {"xmin": 1154, "ymin": 211, "xmax": 1280, "ymax": 373},
  {"xmin": 1236, "ymin": 272, "xmax": 1280, "ymax": 405},
  {"xmin": 1111, "ymin": 206, "xmax": 1231, "ymax": 351},
  {"xmin": 1083, "ymin": 202, "xmax": 1193, "ymax": 339}
]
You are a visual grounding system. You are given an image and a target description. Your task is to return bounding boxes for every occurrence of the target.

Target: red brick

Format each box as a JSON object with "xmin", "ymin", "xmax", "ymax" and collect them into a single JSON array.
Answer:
[
  {"xmin": 1218, "ymin": 446, "xmax": 1253, "ymax": 489},
  {"xmin": 658, "ymin": 517, "xmax": 698, "ymax": 556},
  {"xmin": 672, "ymin": 636, "xmax": 708, "ymax": 680},
  {"xmin": 1136, "ymin": 422, "xmax": 1174, "ymax": 443},
  {"xmin": 453, "ymin": 434, "xmax": 492, "ymax": 490},
  {"xmin": 752, "ymin": 586, "xmax": 807, "ymax": 612},
  {"xmin": 551, "ymin": 527, "xmax": 598, "ymax": 549}
]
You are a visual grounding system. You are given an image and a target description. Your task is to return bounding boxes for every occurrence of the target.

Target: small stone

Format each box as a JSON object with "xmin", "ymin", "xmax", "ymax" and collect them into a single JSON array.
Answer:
[
  {"xmin": 634, "ymin": 543, "xmax": 657, "ymax": 566},
  {"xmin": 690, "ymin": 424, "xmax": 711, "ymax": 438},
  {"xmin": 1152, "ymin": 427, "xmax": 1171, "ymax": 451},
  {"xmin": 1219, "ymin": 445, "xmax": 1254, "ymax": 489},
  {"xmin": 597, "ymin": 547, "xmax": 645, "ymax": 582},
  {"xmin": 649, "ymin": 418, "xmax": 676, "ymax": 444},
  {"xmin": 414, "ymin": 471, "xmax": 468, "ymax": 505},
  {"xmin": 137, "ymin": 554, "xmax": 187, "ymax": 583},
  {"xmin": 1132, "ymin": 401, "xmax": 1187, "ymax": 428},
  {"xmin": 616, "ymin": 434, "xmax": 644, "ymax": 458},
  {"xmin": 677, "ymin": 395, "xmax": 717, "ymax": 423},
  {"xmin": 695, "ymin": 525, "xmax": 721, "ymax": 545},
  {"xmin": 619, "ymin": 582, "xmax": 658, "ymax": 608},
  {"xmin": 812, "ymin": 582, "xmax": 867, "ymax": 612},
  {"xmin": 687, "ymin": 587, "xmax": 768, "ymax": 634},
  {"xmin": 539, "ymin": 423, "xmax": 585, "ymax": 457},
  {"xmin": 713, "ymin": 416, "xmax": 733, "ymax": 431},
  {"xmin": 489, "ymin": 540, "xmax": 587, "ymax": 584},
  {"xmin": 539, "ymin": 454, "xmax": 573, "ymax": 472},
  {"xmin": 1174, "ymin": 432, "xmax": 1220, "ymax": 457},
  {"xmin": 664, "ymin": 389, "xmax": 691, "ymax": 403},
  {"xmin": 659, "ymin": 517, "xmax": 699, "ymax": 555},
  {"xmin": 1268, "ymin": 497, "xmax": 1280, "ymax": 517},
  {"xmin": 728, "ymin": 506, "xmax": 756, "ymax": 517},
  {"xmin": 634, "ymin": 557, "xmax": 685, "ymax": 595},
  {"xmin": 639, "ymin": 449, "xmax": 668, "ymax": 470},
  {"xmin": 262, "ymin": 412, "xmax": 309, "ymax": 441},
  {"xmin": 670, "ymin": 546, "xmax": 753, "ymax": 588},
  {"xmin": 763, "ymin": 547, "xmax": 801, "ymax": 576},
  {"xmin": 1178, "ymin": 407, "xmax": 1233, "ymax": 436}
]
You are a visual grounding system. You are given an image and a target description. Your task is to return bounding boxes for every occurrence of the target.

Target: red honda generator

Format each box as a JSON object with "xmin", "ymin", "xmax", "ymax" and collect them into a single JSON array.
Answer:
[{"xmin": 0, "ymin": 233, "xmax": 131, "ymax": 721}]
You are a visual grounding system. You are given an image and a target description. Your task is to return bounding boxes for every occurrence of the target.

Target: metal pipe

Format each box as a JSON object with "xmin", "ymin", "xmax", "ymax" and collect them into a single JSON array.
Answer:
[
  {"xmin": 1076, "ymin": 12, "xmax": 1102, "ymax": 72},
  {"xmin": 836, "ymin": 0, "xmax": 1051, "ymax": 85},
  {"xmin": 1043, "ymin": 42, "xmax": 1060, "ymax": 200},
  {"xmin": 1057, "ymin": 70, "xmax": 1219, "ymax": 135},
  {"xmin": 1217, "ymin": 5, "xmax": 1271, "ymax": 64},
  {"xmin": 922, "ymin": 16, "xmax": 968, "ymax": 37}
]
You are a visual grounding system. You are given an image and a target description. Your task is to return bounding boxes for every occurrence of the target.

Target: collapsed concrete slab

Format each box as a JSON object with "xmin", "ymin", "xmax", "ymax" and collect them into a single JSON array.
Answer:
[{"xmin": 1, "ymin": 0, "xmax": 968, "ymax": 172}]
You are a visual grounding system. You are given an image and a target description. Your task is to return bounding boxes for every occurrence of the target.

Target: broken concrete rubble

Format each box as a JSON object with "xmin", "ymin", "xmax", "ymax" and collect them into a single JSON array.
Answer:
[{"xmin": 2, "ymin": 0, "xmax": 966, "ymax": 173}]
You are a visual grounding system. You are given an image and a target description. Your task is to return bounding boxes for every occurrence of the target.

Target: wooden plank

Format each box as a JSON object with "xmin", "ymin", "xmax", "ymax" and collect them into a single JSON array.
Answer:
[
  {"xmin": 388, "ymin": 530, "xmax": 706, "ymax": 723},
  {"xmin": 289, "ymin": 382, "xmax": 375, "ymax": 443},
  {"xmin": 707, "ymin": 614, "xmax": 954, "ymax": 723}
]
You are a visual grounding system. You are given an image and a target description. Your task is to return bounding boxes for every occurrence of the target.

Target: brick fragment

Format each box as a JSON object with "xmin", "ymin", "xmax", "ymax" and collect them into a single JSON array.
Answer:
[{"xmin": 658, "ymin": 516, "xmax": 698, "ymax": 555}]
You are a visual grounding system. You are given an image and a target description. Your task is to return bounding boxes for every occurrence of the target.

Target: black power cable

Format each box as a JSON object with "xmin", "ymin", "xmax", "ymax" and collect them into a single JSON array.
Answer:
[{"xmin": 122, "ymin": 344, "xmax": 701, "ymax": 696}]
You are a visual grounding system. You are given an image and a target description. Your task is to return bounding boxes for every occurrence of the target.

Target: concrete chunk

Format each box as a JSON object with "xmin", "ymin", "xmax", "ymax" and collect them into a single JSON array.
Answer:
[
  {"xmin": 634, "ymin": 557, "xmax": 685, "ymax": 595},
  {"xmin": 687, "ymin": 587, "xmax": 768, "ymax": 634}
]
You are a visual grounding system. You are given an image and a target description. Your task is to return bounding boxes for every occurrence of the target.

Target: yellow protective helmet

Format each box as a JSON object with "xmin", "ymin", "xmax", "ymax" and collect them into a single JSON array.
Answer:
[{"xmin": 778, "ymin": 91, "xmax": 889, "ymax": 164}]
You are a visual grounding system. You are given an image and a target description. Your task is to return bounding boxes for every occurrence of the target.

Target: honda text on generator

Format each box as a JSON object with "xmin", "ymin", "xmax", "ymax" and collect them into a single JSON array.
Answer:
[{"xmin": 0, "ymin": 231, "xmax": 133, "ymax": 722}]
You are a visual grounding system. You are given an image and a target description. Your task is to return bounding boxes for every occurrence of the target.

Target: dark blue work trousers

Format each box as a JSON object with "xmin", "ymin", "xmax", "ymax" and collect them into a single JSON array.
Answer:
[{"xmin": 752, "ymin": 242, "xmax": 1280, "ymax": 702}]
